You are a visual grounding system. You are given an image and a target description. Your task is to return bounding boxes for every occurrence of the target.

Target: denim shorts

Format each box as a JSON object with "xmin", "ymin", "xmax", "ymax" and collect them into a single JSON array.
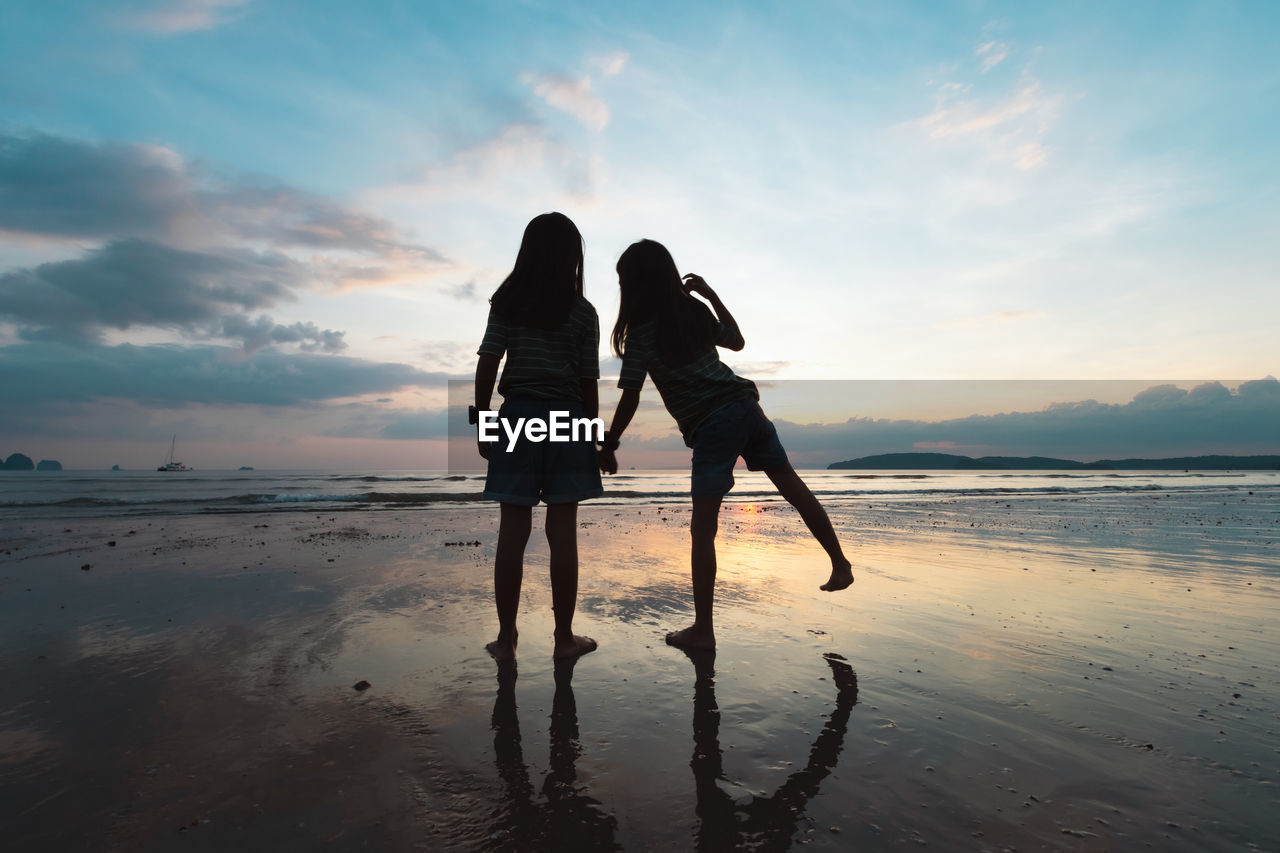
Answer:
[
  {"xmin": 689, "ymin": 398, "xmax": 789, "ymax": 497},
  {"xmin": 482, "ymin": 397, "xmax": 603, "ymax": 506}
]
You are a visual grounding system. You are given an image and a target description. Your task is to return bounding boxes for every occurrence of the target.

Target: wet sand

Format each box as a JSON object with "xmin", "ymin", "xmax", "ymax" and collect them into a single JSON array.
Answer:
[{"xmin": 1, "ymin": 491, "xmax": 1278, "ymax": 850}]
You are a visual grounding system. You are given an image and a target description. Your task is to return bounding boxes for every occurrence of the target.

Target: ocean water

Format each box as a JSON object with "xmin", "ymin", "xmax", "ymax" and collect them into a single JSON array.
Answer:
[{"xmin": 1, "ymin": 468, "xmax": 1277, "ymax": 521}]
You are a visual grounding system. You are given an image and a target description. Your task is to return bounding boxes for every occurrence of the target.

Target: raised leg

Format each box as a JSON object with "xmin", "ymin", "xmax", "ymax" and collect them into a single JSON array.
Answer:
[{"xmin": 765, "ymin": 462, "xmax": 854, "ymax": 591}]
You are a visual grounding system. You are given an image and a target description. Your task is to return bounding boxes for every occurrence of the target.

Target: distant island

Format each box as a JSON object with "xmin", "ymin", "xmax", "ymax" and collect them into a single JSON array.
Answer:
[
  {"xmin": 3, "ymin": 453, "xmax": 63, "ymax": 471},
  {"xmin": 828, "ymin": 453, "xmax": 1280, "ymax": 470},
  {"xmin": 239, "ymin": 466, "xmax": 255, "ymax": 471}
]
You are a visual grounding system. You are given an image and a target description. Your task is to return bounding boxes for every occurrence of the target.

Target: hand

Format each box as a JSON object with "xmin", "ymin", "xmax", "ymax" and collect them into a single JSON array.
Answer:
[
  {"xmin": 597, "ymin": 448, "xmax": 617, "ymax": 475},
  {"xmin": 682, "ymin": 273, "xmax": 714, "ymax": 299},
  {"xmin": 477, "ymin": 438, "xmax": 492, "ymax": 460}
]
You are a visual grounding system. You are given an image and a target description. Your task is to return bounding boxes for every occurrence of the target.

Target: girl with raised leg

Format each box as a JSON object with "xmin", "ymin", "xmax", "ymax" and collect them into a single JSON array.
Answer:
[{"xmin": 597, "ymin": 240, "xmax": 853, "ymax": 651}]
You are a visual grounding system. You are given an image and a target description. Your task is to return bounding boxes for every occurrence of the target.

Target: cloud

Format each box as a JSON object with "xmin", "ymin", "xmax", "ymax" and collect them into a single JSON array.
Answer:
[
  {"xmin": 310, "ymin": 246, "xmax": 451, "ymax": 291},
  {"xmin": 591, "ymin": 52, "xmax": 630, "ymax": 77},
  {"xmin": 917, "ymin": 82, "xmax": 1053, "ymax": 139},
  {"xmin": 0, "ymin": 135, "xmax": 191, "ymax": 240},
  {"xmin": 0, "ymin": 131, "xmax": 451, "ymax": 347},
  {"xmin": 376, "ymin": 408, "xmax": 450, "ymax": 440},
  {"xmin": 0, "ymin": 397, "xmax": 455, "ymax": 453},
  {"xmin": 769, "ymin": 380, "xmax": 1280, "ymax": 463},
  {"xmin": 1237, "ymin": 377, "xmax": 1280, "ymax": 400},
  {"xmin": 124, "ymin": 0, "xmax": 249, "ymax": 34},
  {"xmin": 521, "ymin": 72, "xmax": 610, "ymax": 130},
  {"xmin": 0, "ymin": 239, "xmax": 349, "ymax": 354},
  {"xmin": 418, "ymin": 341, "xmax": 479, "ymax": 374},
  {"xmin": 0, "ymin": 239, "xmax": 302, "ymax": 344},
  {"xmin": 724, "ymin": 359, "xmax": 791, "ymax": 378},
  {"xmin": 975, "ymin": 41, "xmax": 1009, "ymax": 72},
  {"xmin": 0, "ymin": 341, "xmax": 445, "ymax": 407},
  {"xmin": 1013, "ymin": 142, "xmax": 1048, "ymax": 170},
  {"xmin": 441, "ymin": 280, "xmax": 479, "ymax": 301},
  {"xmin": 379, "ymin": 123, "xmax": 596, "ymax": 206},
  {"xmin": 216, "ymin": 314, "xmax": 346, "ymax": 353},
  {"xmin": 0, "ymin": 133, "xmax": 443, "ymax": 260},
  {"xmin": 910, "ymin": 74, "xmax": 1062, "ymax": 172},
  {"xmin": 939, "ymin": 310, "xmax": 1042, "ymax": 330}
]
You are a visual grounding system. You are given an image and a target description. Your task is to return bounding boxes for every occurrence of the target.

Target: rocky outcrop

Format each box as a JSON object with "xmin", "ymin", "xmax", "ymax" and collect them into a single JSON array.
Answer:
[
  {"xmin": 2, "ymin": 453, "xmax": 34, "ymax": 470},
  {"xmin": 2, "ymin": 453, "xmax": 65, "ymax": 470}
]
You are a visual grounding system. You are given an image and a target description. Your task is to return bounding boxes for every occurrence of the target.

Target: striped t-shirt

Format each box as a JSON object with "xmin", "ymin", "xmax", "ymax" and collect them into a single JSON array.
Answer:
[
  {"xmin": 617, "ymin": 320, "xmax": 757, "ymax": 445},
  {"xmin": 477, "ymin": 294, "xmax": 600, "ymax": 402}
]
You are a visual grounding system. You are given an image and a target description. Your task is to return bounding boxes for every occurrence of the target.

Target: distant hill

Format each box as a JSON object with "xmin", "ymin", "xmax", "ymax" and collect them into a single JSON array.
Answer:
[
  {"xmin": 828, "ymin": 452, "xmax": 1280, "ymax": 470},
  {"xmin": 1090, "ymin": 455, "xmax": 1280, "ymax": 470}
]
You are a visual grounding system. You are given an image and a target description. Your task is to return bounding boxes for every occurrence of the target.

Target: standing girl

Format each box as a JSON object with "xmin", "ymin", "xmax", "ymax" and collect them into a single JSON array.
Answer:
[
  {"xmin": 474, "ymin": 212, "xmax": 602, "ymax": 660},
  {"xmin": 598, "ymin": 239, "xmax": 853, "ymax": 650}
]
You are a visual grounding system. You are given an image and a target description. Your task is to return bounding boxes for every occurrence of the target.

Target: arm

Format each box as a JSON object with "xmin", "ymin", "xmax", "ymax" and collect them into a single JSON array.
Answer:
[
  {"xmin": 580, "ymin": 378, "xmax": 599, "ymax": 420},
  {"xmin": 683, "ymin": 274, "xmax": 744, "ymax": 351},
  {"xmin": 597, "ymin": 388, "xmax": 640, "ymax": 475},
  {"xmin": 475, "ymin": 354, "xmax": 500, "ymax": 412},
  {"xmin": 607, "ymin": 387, "xmax": 640, "ymax": 438},
  {"xmin": 474, "ymin": 354, "xmax": 500, "ymax": 459},
  {"xmin": 579, "ymin": 310, "xmax": 601, "ymax": 421}
]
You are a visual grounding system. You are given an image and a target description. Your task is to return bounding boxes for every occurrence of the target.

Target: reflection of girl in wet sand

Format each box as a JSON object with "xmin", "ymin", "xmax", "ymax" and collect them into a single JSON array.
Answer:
[
  {"xmin": 680, "ymin": 649, "xmax": 858, "ymax": 850},
  {"xmin": 489, "ymin": 659, "xmax": 619, "ymax": 849},
  {"xmin": 599, "ymin": 240, "xmax": 854, "ymax": 649},
  {"xmin": 474, "ymin": 213, "xmax": 602, "ymax": 660}
]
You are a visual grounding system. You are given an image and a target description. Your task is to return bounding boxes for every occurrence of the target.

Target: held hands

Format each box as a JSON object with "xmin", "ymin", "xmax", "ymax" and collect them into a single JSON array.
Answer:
[
  {"xmin": 472, "ymin": 404, "xmax": 494, "ymax": 460},
  {"xmin": 682, "ymin": 273, "xmax": 714, "ymax": 299},
  {"xmin": 597, "ymin": 448, "xmax": 618, "ymax": 475}
]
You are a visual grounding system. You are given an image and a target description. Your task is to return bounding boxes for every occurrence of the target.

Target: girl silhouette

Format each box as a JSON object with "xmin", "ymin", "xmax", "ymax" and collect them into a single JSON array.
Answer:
[
  {"xmin": 598, "ymin": 239, "xmax": 853, "ymax": 650},
  {"xmin": 474, "ymin": 212, "xmax": 602, "ymax": 660}
]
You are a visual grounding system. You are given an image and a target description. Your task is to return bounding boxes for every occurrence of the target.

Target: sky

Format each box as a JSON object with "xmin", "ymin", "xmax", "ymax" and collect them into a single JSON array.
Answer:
[{"xmin": 1, "ymin": 0, "xmax": 1277, "ymax": 469}]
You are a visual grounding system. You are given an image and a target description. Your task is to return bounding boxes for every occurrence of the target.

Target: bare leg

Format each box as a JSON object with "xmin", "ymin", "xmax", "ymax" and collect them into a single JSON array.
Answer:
[
  {"xmin": 487, "ymin": 503, "xmax": 531, "ymax": 660},
  {"xmin": 546, "ymin": 502, "xmax": 597, "ymax": 659},
  {"xmin": 667, "ymin": 494, "xmax": 722, "ymax": 650},
  {"xmin": 765, "ymin": 463, "xmax": 854, "ymax": 591}
]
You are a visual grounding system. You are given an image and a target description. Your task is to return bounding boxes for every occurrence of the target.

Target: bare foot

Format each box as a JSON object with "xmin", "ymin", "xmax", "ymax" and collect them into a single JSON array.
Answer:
[
  {"xmin": 486, "ymin": 630, "xmax": 518, "ymax": 661},
  {"xmin": 820, "ymin": 561, "xmax": 854, "ymax": 592},
  {"xmin": 553, "ymin": 634, "xmax": 598, "ymax": 659},
  {"xmin": 665, "ymin": 624, "xmax": 716, "ymax": 650}
]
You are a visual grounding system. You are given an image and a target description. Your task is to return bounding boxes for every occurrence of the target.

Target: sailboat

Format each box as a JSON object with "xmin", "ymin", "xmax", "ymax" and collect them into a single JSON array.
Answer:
[{"xmin": 157, "ymin": 435, "xmax": 190, "ymax": 472}]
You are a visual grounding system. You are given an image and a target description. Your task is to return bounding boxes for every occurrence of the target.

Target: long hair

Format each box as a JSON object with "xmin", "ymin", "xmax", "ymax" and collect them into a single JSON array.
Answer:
[
  {"xmin": 490, "ymin": 212, "xmax": 585, "ymax": 329},
  {"xmin": 611, "ymin": 239, "xmax": 715, "ymax": 367}
]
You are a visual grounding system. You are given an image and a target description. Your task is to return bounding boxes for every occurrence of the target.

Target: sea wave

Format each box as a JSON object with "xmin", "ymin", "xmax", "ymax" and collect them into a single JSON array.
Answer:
[
  {"xmin": 0, "ymin": 491, "xmax": 482, "ymax": 510},
  {"xmin": 2, "ymin": 475, "xmax": 1274, "ymax": 519},
  {"xmin": 0, "ymin": 482, "xmax": 1209, "ymax": 511}
]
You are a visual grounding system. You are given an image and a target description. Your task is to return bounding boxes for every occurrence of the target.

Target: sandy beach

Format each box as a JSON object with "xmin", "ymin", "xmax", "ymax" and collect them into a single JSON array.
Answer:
[{"xmin": 2, "ymin": 490, "xmax": 1277, "ymax": 850}]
